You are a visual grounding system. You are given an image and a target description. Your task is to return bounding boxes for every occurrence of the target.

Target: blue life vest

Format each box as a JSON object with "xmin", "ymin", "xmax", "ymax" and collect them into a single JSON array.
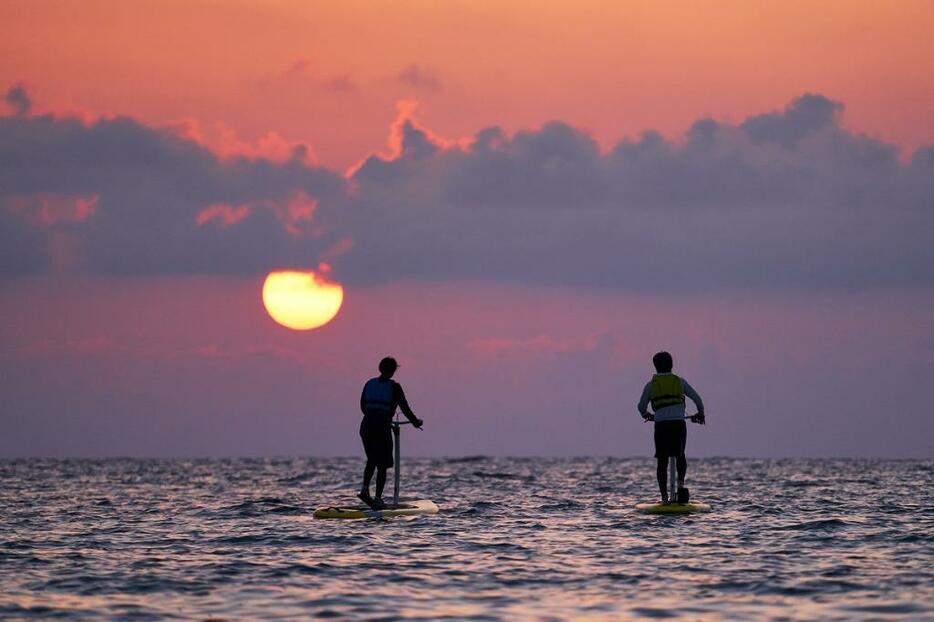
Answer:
[{"xmin": 363, "ymin": 378, "xmax": 395, "ymax": 415}]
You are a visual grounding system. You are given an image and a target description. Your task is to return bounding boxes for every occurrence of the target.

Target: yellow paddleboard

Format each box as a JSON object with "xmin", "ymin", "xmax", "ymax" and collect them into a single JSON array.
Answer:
[
  {"xmin": 313, "ymin": 498, "xmax": 438, "ymax": 520},
  {"xmin": 635, "ymin": 501, "xmax": 711, "ymax": 514}
]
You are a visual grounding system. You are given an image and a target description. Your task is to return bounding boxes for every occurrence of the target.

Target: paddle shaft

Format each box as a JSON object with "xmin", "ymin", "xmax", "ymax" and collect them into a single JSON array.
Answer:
[
  {"xmin": 391, "ymin": 422, "xmax": 401, "ymax": 506},
  {"xmin": 389, "ymin": 419, "xmax": 414, "ymax": 507}
]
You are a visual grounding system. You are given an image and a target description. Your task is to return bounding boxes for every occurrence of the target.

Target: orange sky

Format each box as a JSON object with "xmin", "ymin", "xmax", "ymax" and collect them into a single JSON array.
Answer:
[{"xmin": 2, "ymin": 0, "xmax": 932, "ymax": 167}]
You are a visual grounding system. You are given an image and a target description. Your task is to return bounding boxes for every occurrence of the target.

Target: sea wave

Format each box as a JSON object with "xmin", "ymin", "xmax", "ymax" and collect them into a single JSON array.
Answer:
[{"xmin": 1, "ymin": 457, "xmax": 932, "ymax": 620}]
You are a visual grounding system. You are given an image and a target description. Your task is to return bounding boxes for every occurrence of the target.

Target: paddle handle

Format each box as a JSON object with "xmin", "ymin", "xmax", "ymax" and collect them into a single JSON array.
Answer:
[
  {"xmin": 391, "ymin": 419, "xmax": 422, "ymax": 431},
  {"xmin": 643, "ymin": 413, "xmax": 704, "ymax": 422}
]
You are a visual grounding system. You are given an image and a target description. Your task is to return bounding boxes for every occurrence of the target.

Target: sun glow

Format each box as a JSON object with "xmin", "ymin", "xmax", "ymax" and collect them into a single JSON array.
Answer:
[{"xmin": 262, "ymin": 270, "xmax": 344, "ymax": 330}]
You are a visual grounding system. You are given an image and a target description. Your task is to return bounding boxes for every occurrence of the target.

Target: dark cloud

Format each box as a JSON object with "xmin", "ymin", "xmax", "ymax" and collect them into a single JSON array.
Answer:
[
  {"xmin": 0, "ymin": 202, "xmax": 47, "ymax": 275},
  {"xmin": 0, "ymin": 92, "xmax": 347, "ymax": 276},
  {"xmin": 741, "ymin": 93, "xmax": 842, "ymax": 147},
  {"xmin": 330, "ymin": 94, "xmax": 933, "ymax": 290},
  {"xmin": 2, "ymin": 88, "xmax": 932, "ymax": 290},
  {"xmin": 445, "ymin": 121, "xmax": 608, "ymax": 207},
  {"xmin": 4, "ymin": 84, "xmax": 31, "ymax": 117}
]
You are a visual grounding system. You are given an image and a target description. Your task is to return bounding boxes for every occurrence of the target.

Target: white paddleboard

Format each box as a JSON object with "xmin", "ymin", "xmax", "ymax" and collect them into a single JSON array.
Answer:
[
  {"xmin": 313, "ymin": 498, "xmax": 438, "ymax": 520},
  {"xmin": 635, "ymin": 501, "xmax": 711, "ymax": 514}
]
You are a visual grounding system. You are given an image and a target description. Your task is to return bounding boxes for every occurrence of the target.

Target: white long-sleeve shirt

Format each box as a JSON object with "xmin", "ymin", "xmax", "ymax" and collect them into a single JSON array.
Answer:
[{"xmin": 637, "ymin": 373, "xmax": 705, "ymax": 422}]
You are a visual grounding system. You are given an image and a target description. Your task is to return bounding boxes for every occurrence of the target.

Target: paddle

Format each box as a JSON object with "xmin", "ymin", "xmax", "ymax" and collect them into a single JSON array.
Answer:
[{"xmin": 390, "ymin": 417, "xmax": 424, "ymax": 507}]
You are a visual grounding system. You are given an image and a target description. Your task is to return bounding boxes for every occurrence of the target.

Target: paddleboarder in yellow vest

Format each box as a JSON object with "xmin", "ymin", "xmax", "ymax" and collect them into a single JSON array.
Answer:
[
  {"xmin": 358, "ymin": 357, "xmax": 423, "ymax": 510},
  {"xmin": 637, "ymin": 351, "xmax": 705, "ymax": 504}
]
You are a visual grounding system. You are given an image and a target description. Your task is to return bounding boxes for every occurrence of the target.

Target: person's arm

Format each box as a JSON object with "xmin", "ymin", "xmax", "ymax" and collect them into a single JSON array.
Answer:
[
  {"xmin": 360, "ymin": 385, "xmax": 368, "ymax": 415},
  {"xmin": 637, "ymin": 382, "xmax": 653, "ymax": 420},
  {"xmin": 394, "ymin": 383, "xmax": 423, "ymax": 428},
  {"xmin": 682, "ymin": 379, "xmax": 705, "ymax": 421},
  {"xmin": 682, "ymin": 379, "xmax": 704, "ymax": 413}
]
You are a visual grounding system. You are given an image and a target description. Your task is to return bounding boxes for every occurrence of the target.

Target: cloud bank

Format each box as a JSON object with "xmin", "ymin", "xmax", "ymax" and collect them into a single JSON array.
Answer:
[
  {"xmin": 0, "ymin": 87, "xmax": 346, "ymax": 276},
  {"xmin": 2, "ymin": 87, "xmax": 932, "ymax": 290}
]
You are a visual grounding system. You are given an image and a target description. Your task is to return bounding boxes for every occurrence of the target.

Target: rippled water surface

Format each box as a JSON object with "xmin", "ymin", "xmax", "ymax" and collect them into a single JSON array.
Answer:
[{"xmin": 1, "ymin": 458, "xmax": 932, "ymax": 620}]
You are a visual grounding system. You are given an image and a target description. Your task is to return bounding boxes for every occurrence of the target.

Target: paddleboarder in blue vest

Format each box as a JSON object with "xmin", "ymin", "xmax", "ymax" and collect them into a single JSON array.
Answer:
[
  {"xmin": 637, "ymin": 351, "xmax": 705, "ymax": 504},
  {"xmin": 358, "ymin": 357, "xmax": 423, "ymax": 509}
]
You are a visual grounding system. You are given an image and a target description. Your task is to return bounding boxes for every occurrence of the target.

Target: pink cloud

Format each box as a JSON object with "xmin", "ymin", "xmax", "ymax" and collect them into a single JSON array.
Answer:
[
  {"xmin": 319, "ymin": 237, "xmax": 354, "ymax": 265},
  {"xmin": 195, "ymin": 191, "xmax": 324, "ymax": 238},
  {"xmin": 386, "ymin": 99, "xmax": 461, "ymax": 154},
  {"xmin": 195, "ymin": 203, "xmax": 251, "ymax": 227},
  {"xmin": 281, "ymin": 191, "xmax": 318, "ymax": 236},
  {"xmin": 40, "ymin": 194, "xmax": 98, "ymax": 225},
  {"xmin": 166, "ymin": 119, "xmax": 317, "ymax": 165},
  {"xmin": 3, "ymin": 193, "xmax": 98, "ymax": 226},
  {"xmin": 346, "ymin": 99, "xmax": 463, "ymax": 177}
]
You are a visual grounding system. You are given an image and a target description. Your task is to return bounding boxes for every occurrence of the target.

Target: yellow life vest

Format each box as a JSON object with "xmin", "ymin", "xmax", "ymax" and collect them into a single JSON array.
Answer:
[{"xmin": 649, "ymin": 374, "xmax": 685, "ymax": 411}]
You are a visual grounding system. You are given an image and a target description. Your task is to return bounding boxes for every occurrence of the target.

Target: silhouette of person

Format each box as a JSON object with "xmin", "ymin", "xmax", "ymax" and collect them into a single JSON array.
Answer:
[
  {"xmin": 637, "ymin": 351, "xmax": 705, "ymax": 504},
  {"xmin": 358, "ymin": 357, "xmax": 423, "ymax": 509}
]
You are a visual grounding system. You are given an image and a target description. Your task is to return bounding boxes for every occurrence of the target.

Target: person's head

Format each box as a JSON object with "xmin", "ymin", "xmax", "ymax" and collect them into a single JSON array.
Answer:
[
  {"xmin": 378, "ymin": 356, "xmax": 399, "ymax": 378},
  {"xmin": 652, "ymin": 351, "xmax": 673, "ymax": 373}
]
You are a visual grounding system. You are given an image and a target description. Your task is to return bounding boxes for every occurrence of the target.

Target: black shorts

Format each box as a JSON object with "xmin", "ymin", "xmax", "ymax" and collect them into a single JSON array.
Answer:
[
  {"xmin": 360, "ymin": 416, "xmax": 394, "ymax": 468},
  {"xmin": 654, "ymin": 420, "xmax": 687, "ymax": 460}
]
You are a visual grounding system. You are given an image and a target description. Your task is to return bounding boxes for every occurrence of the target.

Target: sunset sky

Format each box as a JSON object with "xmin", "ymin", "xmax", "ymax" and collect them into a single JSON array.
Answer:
[{"xmin": 2, "ymin": 1, "xmax": 933, "ymax": 458}]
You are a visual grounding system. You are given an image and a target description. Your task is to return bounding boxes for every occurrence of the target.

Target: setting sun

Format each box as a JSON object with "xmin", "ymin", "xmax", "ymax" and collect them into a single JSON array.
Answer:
[{"xmin": 262, "ymin": 270, "xmax": 344, "ymax": 330}]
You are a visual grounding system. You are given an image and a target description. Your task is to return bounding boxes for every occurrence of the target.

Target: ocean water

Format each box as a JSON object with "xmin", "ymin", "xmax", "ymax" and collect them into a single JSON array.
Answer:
[{"xmin": 1, "ymin": 457, "xmax": 932, "ymax": 621}]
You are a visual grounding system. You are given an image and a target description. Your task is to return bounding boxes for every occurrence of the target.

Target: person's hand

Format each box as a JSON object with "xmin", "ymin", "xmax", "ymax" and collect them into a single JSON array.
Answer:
[
  {"xmin": 691, "ymin": 413, "xmax": 706, "ymax": 425},
  {"xmin": 642, "ymin": 413, "xmax": 654, "ymax": 422},
  {"xmin": 413, "ymin": 418, "xmax": 424, "ymax": 429}
]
